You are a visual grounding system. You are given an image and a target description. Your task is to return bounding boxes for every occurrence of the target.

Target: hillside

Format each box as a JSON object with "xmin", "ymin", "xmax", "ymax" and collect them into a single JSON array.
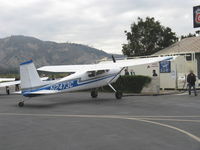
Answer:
[{"xmin": 0, "ymin": 35, "xmax": 114, "ymax": 73}]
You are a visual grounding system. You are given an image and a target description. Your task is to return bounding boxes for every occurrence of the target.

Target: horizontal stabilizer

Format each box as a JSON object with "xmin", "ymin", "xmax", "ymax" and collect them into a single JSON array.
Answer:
[{"xmin": 22, "ymin": 90, "xmax": 58, "ymax": 97}]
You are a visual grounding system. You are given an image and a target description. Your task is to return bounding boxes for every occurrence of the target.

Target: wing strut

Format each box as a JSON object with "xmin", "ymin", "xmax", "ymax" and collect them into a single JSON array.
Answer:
[
  {"xmin": 108, "ymin": 83, "xmax": 116, "ymax": 92},
  {"xmin": 107, "ymin": 67, "xmax": 125, "ymax": 99},
  {"xmin": 108, "ymin": 67, "xmax": 125, "ymax": 84}
]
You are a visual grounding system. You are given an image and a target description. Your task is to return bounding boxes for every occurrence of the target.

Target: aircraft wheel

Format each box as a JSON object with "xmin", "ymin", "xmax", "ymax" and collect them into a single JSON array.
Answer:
[
  {"xmin": 18, "ymin": 101, "xmax": 24, "ymax": 107},
  {"xmin": 115, "ymin": 91, "xmax": 123, "ymax": 99},
  {"xmin": 91, "ymin": 90, "xmax": 98, "ymax": 98}
]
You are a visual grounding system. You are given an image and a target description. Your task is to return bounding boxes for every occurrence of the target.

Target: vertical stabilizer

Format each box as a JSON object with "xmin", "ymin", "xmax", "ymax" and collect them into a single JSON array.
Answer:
[{"xmin": 20, "ymin": 60, "xmax": 43, "ymax": 89}]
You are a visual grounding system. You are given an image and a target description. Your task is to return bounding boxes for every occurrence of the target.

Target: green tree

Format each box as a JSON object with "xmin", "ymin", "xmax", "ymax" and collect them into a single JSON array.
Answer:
[
  {"xmin": 122, "ymin": 17, "xmax": 178, "ymax": 56},
  {"xmin": 181, "ymin": 33, "xmax": 196, "ymax": 39}
]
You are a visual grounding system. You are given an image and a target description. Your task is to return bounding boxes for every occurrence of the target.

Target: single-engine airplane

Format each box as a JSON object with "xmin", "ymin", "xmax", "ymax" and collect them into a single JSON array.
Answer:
[
  {"xmin": 0, "ymin": 77, "xmax": 48, "ymax": 95},
  {"xmin": 0, "ymin": 78, "xmax": 15, "ymax": 82},
  {"xmin": 18, "ymin": 56, "xmax": 175, "ymax": 107},
  {"xmin": 0, "ymin": 78, "xmax": 20, "ymax": 95}
]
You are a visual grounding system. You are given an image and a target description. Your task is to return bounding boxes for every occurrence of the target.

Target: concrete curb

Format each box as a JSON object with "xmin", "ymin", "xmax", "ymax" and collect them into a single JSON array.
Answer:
[{"xmin": 123, "ymin": 91, "xmax": 183, "ymax": 97}]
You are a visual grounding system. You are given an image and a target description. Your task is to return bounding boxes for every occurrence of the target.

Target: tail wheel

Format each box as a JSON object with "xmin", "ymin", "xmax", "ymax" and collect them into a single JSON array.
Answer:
[
  {"xmin": 91, "ymin": 90, "xmax": 98, "ymax": 98},
  {"xmin": 115, "ymin": 91, "xmax": 123, "ymax": 99}
]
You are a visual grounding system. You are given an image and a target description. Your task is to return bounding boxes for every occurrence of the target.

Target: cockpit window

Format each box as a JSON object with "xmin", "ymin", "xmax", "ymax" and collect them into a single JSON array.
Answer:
[
  {"xmin": 96, "ymin": 70, "xmax": 105, "ymax": 75},
  {"xmin": 88, "ymin": 71, "xmax": 96, "ymax": 77},
  {"xmin": 88, "ymin": 70, "xmax": 108, "ymax": 77}
]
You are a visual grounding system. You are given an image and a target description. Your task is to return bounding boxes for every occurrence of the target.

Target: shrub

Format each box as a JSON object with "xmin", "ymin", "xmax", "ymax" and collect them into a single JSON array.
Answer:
[{"xmin": 102, "ymin": 75, "xmax": 151, "ymax": 93}]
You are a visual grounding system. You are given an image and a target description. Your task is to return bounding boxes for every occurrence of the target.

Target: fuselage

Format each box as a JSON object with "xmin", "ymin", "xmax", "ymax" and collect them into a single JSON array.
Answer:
[{"xmin": 22, "ymin": 68, "xmax": 121, "ymax": 97}]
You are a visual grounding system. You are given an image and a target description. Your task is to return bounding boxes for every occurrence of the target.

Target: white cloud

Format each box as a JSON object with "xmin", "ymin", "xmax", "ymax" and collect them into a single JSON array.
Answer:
[{"xmin": 0, "ymin": 0, "xmax": 199, "ymax": 54}]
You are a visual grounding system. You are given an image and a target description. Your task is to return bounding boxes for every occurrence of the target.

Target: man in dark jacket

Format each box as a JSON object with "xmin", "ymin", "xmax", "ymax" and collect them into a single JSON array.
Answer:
[
  {"xmin": 187, "ymin": 70, "xmax": 197, "ymax": 96},
  {"xmin": 152, "ymin": 70, "xmax": 158, "ymax": 77}
]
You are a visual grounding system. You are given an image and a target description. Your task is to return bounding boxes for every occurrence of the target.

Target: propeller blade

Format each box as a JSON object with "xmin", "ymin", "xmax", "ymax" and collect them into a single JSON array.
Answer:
[{"xmin": 112, "ymin": 55, "xmax": 116, "ymax": 63}]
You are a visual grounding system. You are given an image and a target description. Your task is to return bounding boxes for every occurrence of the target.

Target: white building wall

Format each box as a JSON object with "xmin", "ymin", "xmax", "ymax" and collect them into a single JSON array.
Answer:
[
  {"xmin": 123, "ymin": 62, "xmax": 159, "ymax": 77},
  {"xmin": 100, "ymin": 55, "xmax": 198, "ymax": 90},
  {"xmin": 122, "ymin": 55, "xmax": 198, "ymax": 89}
]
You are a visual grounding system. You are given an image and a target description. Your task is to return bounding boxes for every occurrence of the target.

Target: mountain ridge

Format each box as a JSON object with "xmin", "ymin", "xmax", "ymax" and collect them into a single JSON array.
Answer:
[{"xmin": 0, "ymin": 35, "xmax": 119, "ymax": 73}]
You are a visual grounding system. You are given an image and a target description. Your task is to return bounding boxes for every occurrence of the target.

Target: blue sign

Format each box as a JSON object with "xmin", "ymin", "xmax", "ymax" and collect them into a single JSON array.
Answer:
[{"xmin": 160, "ymin": 61, "xmax": 171, "ymax": 73}]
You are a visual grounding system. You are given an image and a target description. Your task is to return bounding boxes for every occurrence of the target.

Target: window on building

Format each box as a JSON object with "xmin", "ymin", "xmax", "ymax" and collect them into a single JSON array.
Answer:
[{"xmin": 186, "ymin": 53, "xmax": 192, "ymax": 61}]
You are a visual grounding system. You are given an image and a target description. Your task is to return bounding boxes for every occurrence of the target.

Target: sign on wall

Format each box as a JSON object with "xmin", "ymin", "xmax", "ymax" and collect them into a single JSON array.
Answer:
[
  {"xmin": 193, "ymin": 5, "xmax": 200, "ymax": 28},
  {"xmin": 160, "ymin": 61, "xmax": 171, "ymax": 73}
]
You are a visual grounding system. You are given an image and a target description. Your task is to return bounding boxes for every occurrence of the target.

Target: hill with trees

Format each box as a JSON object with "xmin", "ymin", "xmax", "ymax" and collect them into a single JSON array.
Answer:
[{"xmin": 0, "ymin": 35, "xmax": 115, "ymax": 73}]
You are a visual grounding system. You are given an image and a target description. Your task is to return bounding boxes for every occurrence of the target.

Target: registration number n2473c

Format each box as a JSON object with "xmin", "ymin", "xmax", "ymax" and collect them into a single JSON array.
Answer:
[{"xmin": 50, "ymin": 81, "xmax": 75, "ymax": 91}]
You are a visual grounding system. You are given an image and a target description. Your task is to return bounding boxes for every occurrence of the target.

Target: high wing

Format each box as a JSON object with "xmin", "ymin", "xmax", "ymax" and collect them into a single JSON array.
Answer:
[
  {"xmin": 0, "ymin": 78, "xmax": 15, "ymax": 82},
  {"xmin": 37, "ymin": 56, "xmax": 175, "ymax": 73},
  {"xmin": 38, "ymin": 64, "xmax": 102, "ymax": 73},
  {"xmin": 0, "ymin": 81, "xmax": 20, "ymax": 87}
]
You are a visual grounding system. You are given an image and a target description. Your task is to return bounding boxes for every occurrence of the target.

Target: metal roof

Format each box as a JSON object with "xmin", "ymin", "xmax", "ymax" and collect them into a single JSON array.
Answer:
[{"xmin": 153, "ymin": 36, "xmax": 200, "ymax": 55}]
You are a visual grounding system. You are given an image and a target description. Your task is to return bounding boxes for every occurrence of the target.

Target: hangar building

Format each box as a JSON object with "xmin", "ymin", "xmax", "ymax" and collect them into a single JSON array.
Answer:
[{"xmin": 126, "ymin": 36, "xmax": 200, "ymax": 89}]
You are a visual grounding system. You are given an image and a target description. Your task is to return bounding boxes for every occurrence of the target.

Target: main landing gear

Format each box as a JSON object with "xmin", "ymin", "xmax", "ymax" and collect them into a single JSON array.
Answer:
[
  {"xmin": 108, "ymin": 83, "xmax": 123, "ymax": 99},
  {"xmin": 107, "ymin": 67, "xmax": 124, "ymax": 99},
  {"xmin": 91, "ymin": 66, "xmax": 124, "ymax": 100},
  {"xmin": 18, "ymin": 101, "xmax": 24, "ymax": 107},
  {"xmin": 91, "ymin": 89, "xmax": 98, "ymax": 98},
  {"xmin": 115, "ymin": 91, "xmax": 123, "ymax": 99},
  {"xmin": 90, "ymin": 85, "xmax": 122, "ymax": 99}
]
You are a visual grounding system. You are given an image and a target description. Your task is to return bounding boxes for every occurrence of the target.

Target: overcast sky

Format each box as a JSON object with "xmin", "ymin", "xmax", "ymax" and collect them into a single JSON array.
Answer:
[{"xmin": 0, "ymin": 0, "xmax": 199, "ymax": 54}]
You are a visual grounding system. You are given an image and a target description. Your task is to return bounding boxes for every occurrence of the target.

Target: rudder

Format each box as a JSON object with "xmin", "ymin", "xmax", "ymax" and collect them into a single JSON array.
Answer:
[{"xmin": 20, "ymin": 60, "xmax": 43, "ymax": 90}]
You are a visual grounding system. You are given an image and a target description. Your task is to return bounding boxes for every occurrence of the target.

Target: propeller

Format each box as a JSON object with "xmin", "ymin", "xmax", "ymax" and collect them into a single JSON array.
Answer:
[{"xmin": 112, "ymin": 55, "xmax": 116, "ymax": 63}]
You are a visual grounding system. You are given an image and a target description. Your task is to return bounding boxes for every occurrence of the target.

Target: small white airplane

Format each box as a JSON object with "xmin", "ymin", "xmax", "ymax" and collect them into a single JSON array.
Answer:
[
  {"xmin": 0, "ymin": 77, "xmax": 48, "ymax": 95},
  {"xmin": 0, "ymin": 78, "xmax": 20, "ymax": 95},
  {"xmin": 18, "ymin": 56, "xmax": 175, "ymax": 107},
  {"xmin": 0, "ymin": 78, "xmax": 15, "ymax": 82}
]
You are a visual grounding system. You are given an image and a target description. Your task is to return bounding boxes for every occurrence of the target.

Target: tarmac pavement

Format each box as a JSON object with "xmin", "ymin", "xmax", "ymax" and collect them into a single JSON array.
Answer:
[{"xmin": 0, "ymin": 91, "xmax": 200, "ymax": 150}]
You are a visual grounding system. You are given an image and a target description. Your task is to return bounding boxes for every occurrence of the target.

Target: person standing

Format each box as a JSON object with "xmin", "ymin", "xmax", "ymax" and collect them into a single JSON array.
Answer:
[
  {"xmin": 187, "ymin": 70, "xmax": 197, "ymax": 96},
  {"xmin": 124, "ymin": 69, "xmax": 129, "ymax": 75},
  {"xmin": 152, "ymin": 70, "xmax": 158, "ymax": 76},
  {"xmin": 6, "ymin": 86, "xmax": 10, "ymax": 95},
  {"xmin": 152, "ymin": 69, "xmax": 159, "ymax": 95}
]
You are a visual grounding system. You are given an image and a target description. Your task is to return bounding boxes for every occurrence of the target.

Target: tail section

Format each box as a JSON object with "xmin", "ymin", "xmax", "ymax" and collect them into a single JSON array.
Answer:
[{"xmin": 20, "ymin": 60, "xmax": 43, "ymax": 90}]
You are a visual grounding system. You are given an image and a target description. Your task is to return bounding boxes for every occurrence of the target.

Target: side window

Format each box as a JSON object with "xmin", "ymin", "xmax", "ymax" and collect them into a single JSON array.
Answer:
[
  {"xmin": 96, "ymin": 70, "xmax": 105, "ymax": 75},
  {"xmin": 88, "ymin": 70, "xmax": 108, "ymax": 77},
  {"xmin": 88, "ymin": 71, "xmax": 96, "ymax": 77}
]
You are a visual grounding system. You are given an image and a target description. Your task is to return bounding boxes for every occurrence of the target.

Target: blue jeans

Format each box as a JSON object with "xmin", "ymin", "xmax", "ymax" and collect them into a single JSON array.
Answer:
[{"xmin": 188, "ymin": 84, "xmax": 197, "ymax": 96}]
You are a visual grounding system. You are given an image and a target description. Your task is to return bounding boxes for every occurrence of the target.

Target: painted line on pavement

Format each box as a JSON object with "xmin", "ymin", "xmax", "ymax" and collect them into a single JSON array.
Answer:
[{"xmin": 0, "ymin": 113, "xmax": 200, "ymax": 142}]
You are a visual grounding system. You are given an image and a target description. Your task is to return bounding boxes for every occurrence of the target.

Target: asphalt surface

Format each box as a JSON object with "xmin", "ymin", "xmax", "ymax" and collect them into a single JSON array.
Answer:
[{"xmin": 0, "ymin": 91, "xmax": 200, "ymax": 150}]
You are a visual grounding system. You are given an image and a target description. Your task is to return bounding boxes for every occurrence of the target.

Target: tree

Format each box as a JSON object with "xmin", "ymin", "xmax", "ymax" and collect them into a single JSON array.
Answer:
[
  {"xmin": 122, "ymin": 17, "xmax": 178, "ymax": 56},
  {"xmin": 181, "ymin": 33, "xmax": 196, "ymax": 39}
]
